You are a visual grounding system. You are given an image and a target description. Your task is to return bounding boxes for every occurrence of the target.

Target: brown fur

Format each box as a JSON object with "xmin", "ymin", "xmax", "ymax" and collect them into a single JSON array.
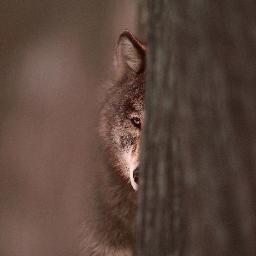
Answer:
[{"xmin": 79, "ymin": 31, "xmax": 145, "ymax": 256}]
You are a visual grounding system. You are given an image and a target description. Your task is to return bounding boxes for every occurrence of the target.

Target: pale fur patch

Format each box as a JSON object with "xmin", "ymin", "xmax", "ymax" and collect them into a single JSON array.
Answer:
[{"xmin": 122, "ymin": 149, "xmax": 139, "ymax": 191}]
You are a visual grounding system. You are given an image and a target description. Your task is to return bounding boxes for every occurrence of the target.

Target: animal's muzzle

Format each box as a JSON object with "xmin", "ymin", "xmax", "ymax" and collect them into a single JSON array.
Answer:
[{"xmin": 133, "ymin": 167, "xmax": 139, "ymax": 185}]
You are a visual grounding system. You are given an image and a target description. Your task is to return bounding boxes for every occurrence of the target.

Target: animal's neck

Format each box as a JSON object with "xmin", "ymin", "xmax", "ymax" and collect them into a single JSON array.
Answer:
[{"xmin": 95, "ymin": 164, "xmax": 137, "ymax": 250}]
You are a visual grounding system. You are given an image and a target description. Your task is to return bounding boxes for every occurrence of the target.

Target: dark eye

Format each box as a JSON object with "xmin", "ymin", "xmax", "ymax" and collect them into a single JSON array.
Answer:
[{"xmin": 131, "ymin": 117, "xmax": 141, "ymax": 129}]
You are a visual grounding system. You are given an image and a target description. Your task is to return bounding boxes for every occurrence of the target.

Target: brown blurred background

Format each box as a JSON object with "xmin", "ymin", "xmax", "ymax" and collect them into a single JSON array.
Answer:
[{"xmin": 0, "ymin": 1, "xmax": 138, "ymax": 255}]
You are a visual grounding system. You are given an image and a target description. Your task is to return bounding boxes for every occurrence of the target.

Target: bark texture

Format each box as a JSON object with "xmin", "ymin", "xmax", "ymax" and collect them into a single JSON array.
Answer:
[{"xmin": 136, "ymin": 1, "xmax": 256, "ymax": 256}]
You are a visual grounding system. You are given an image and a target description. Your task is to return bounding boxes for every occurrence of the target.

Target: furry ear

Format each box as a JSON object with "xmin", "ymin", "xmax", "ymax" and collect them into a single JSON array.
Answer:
[{"xmin": 116, "ymin": 30, "xmax": 146, "ymax": 76}]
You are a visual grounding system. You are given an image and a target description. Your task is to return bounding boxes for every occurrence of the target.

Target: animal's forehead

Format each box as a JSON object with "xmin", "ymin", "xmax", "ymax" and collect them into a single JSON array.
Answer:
[
  {"xmin": 121, "ymin": 85, "xmax": 144, "ymax": 111},
  {"xmin": 122, "ymin": 77, "xmax": 144, "ymax": 99},
  {"xmin": 108, "ymin": 73, "xmax": 145, "ymax": 114}
]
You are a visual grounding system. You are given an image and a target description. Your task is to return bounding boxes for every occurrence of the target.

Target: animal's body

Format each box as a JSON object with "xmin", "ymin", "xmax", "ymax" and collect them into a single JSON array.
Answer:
[{"xmin": 79, "ymin": 31, "xmax": 145, "ymax": 256}]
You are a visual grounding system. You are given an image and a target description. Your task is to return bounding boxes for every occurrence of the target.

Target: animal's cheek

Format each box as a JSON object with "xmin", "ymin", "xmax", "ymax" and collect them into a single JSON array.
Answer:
[
  {"xmin": 117, "ymin": 133, "xmax": 134, "ymax": 150},
  {"xmin": 111, "ymin": 125, "xmax": 138, "ymax": 151},
  {"xmin": 111, "ymin": 127, "xmax": 124, "ymax": 146}
]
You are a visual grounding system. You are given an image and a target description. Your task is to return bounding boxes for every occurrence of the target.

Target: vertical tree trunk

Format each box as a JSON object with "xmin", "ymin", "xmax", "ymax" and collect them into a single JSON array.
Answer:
[
  {"xmin": 137, "ymin": 0, "xmax": 148, "ymax": 41},
  {"xmin": 136, "ymin": 1, "xmax": 256, "ymax": 256}
]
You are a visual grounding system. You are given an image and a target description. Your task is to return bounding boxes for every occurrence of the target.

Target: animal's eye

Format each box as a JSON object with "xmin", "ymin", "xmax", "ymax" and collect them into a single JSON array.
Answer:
[{"xmin": 131, "ymin": 117, "xmax": 141, "ymax": 129}]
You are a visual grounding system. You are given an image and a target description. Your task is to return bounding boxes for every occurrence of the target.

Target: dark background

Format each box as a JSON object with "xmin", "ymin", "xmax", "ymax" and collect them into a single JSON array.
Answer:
[{"xmin": 0, "ymin": 1, "xmax": 137, "ymax": 255}]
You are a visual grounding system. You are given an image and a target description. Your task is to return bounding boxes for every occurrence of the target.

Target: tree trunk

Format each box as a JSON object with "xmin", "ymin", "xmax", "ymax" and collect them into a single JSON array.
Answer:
[{"xmin": 136, "ymin": 1, "xmax": 256, "ymax": 256}]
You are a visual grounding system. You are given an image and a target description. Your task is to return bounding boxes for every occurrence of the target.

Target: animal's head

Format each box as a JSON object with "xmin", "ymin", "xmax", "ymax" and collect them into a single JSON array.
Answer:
[{"xmin": 100, "ymin": 31, "xmax": 146, "ymax": 191}]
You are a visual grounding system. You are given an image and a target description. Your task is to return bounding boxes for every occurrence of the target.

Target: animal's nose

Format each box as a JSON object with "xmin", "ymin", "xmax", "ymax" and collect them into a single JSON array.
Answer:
[{"xmin": 133, "ymin": 167, "xmax": 139, "ymax": 184}]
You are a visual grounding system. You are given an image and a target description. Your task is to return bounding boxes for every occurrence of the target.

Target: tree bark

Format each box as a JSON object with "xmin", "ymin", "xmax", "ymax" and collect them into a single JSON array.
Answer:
[
  {"xmin": 137, "ymin": 0, "xmax": 148, "ymax": 41},
  {"xmin": 136, "ymin": 1, "xmax": 256, "ymax": 256}
]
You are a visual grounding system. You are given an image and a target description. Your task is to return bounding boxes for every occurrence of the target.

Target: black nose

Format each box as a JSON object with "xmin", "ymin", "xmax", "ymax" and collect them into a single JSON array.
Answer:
[{"xmin": 133, "ymin": 167, "xmax": 139, "ymax": 184}]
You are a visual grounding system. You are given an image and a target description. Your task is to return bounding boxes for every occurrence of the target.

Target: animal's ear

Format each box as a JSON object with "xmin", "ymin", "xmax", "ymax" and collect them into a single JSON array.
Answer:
[{"xmin": 116, "ymin": 30, "xmax": 146, "ymax": 76}]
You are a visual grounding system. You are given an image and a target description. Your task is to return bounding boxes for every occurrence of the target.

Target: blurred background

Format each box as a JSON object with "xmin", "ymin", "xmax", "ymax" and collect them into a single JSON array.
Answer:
[{"xmin": 0, "ymin": 1, "xmax": 139, "ymax": 255}]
